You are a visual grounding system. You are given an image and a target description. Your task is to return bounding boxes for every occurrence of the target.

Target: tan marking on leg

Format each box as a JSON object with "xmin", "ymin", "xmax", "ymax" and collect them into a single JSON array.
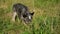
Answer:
[{"xmin": 12, "ymin": 12, "xmax": 17, "ymax": 22}]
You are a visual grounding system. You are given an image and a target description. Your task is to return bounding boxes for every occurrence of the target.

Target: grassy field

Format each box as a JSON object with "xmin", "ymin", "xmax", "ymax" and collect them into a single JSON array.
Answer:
[{"xmin": 0, "ymin": 0, "xmax": 60, "ymax": 34}]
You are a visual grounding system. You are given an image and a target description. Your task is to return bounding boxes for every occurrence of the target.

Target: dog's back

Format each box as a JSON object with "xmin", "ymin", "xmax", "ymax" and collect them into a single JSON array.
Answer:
[{"xmin": 13, "ymin": 3, "xmax": 28, "ymax": 14}]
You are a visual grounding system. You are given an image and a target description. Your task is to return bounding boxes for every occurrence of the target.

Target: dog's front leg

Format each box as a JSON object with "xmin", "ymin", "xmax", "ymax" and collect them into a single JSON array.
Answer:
[{"xmin": 12, "ymin": 12, "xmax": 17, "ymax": 22}]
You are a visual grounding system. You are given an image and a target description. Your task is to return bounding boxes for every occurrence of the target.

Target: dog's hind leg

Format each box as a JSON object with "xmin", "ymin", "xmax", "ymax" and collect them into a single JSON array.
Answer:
[{"xmin": 12, "ymin": 12, "xmax": 17, "ymax": 22}]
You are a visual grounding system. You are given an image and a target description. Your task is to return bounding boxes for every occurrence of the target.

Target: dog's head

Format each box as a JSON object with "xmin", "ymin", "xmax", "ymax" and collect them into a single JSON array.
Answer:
[{"xmin": 23, "ymin": 12, "xmax": 34, "ymax": 23}]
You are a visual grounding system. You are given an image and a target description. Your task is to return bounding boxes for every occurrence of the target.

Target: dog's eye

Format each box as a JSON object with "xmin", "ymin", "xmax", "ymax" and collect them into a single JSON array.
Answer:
[{"xmin": 23, "ymin": 14, "xmax": 27, "ymax": 18}]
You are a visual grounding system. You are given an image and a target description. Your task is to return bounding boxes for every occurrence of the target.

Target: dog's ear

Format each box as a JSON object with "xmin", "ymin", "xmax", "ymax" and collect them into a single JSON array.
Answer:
[{"xmin": 30, "ymin": 12, "xmax": 34, "ymax": 16}]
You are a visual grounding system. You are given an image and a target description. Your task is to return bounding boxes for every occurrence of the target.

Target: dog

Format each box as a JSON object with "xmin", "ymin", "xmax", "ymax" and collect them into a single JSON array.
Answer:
[{"xmin": 12, "ymin": 3, "xmax": 34, "ymax": 23}]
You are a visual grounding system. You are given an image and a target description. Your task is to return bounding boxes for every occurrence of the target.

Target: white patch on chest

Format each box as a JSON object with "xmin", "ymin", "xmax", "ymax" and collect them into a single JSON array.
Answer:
[{"xmin": 28, "ymin": 16, "xmax": 31, "ymax": 19}]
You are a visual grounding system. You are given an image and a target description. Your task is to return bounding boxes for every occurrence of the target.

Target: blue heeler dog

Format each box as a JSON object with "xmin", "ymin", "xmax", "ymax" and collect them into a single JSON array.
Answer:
[{"xmin": 12, "ymin": 3, "xmax": 34, "ymax": 23}]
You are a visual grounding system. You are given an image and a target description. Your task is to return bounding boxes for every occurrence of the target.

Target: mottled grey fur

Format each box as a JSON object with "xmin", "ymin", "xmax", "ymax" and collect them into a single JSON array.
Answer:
[{"xmin": 12, "ymin": 3, "xmax": 34, "ymax": 23}]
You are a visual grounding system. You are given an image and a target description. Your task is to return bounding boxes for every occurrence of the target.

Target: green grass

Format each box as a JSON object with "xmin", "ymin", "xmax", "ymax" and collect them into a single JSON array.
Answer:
[{"xmin": 0, "ymin": 0, "xmax": 60, "ymax": 34}]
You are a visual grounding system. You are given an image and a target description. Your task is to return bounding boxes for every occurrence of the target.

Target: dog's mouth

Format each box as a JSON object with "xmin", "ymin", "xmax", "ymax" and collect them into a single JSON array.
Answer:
[
  {"xmin": 23, "ymin": 18, "xmax": 31, "ymax": 24},
  {"xmin": 25, "ymin": 19, "xmax": 31, "ymax": 22}
]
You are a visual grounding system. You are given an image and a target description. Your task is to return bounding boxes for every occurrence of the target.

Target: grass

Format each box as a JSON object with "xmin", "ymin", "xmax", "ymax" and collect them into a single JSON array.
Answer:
[{"xmin": 0, "ymin": 0, "xmax": 60, "ymax": 34}]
